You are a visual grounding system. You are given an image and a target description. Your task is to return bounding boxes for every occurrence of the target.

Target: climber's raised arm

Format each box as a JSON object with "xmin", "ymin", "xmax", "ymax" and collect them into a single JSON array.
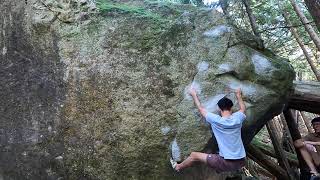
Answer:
[
  {"xmin": 236, "ymin": 88, "xmax": 245, "ymax": 113},
  {"xmin": 189, "ymin": 88, "xmax": 207, "ymax": 118},
  {"xmin": 171, "ymin": 87, "xmax": 247, "ymax": 173}
]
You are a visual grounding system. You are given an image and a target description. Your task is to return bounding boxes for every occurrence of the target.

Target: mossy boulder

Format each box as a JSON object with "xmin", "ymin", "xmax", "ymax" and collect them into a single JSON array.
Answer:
[{"xmin": 0, "ymin": 0, "xmax": 294, "ymax": 179}]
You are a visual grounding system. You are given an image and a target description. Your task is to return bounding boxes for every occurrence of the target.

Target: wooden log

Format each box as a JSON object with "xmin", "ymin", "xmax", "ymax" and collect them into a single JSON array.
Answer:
[
  {"xmin": 283, "ymin": 109, "xmax": 310, "ymax": 174},
  {"xmin": 247, "ymin": 158, "xmax": 275, "ymax": 179},
  {"xmin": 288, "ymin": 81, "xmax": 320, "ymax": 114},
  {"xmin": 254, "ymin": 164, "xmax": 275, "ymax": 179},
  {"xmin": 251, "ymin": 137, "xmax": 299, "ymax": 166},
  {"xmin": 283, "ymin": 109, "xmax": 302, "ymax": 141},
  {"xmin": 279, "ymin": 114, "xmax": 297, "ymax": 154},
  {"xmin": 247, "ymin": 144, "xmax": 289, "ymax": 179},
  {"xmin": 266, "ymin": 120, "xmax": 296, "ymax": 180}
]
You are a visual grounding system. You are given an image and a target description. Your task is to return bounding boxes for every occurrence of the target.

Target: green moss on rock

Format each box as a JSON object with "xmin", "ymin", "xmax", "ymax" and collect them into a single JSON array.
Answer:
[{"xmin": 97, "ymin": 0, "xmax": 163, "ymax": 20}]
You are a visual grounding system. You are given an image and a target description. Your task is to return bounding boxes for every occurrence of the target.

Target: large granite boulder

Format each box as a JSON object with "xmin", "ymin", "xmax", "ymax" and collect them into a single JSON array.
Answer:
[{"xmin": 0, "ymin": 0, "xmax": 294, "ymax": 179}]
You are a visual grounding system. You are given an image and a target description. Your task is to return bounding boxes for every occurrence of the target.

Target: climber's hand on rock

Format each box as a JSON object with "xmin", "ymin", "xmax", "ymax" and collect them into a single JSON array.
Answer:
[
  {"xmin": 189, "ymin": 87, "xmax": 197, "ymax": 96},
  {"xmin": 236, "ymin": 88, "xmax": 242, "ymax": 98}
]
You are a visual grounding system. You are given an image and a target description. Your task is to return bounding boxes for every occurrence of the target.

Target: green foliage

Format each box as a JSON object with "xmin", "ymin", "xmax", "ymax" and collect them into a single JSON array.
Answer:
[
  {"xmin": 222, "ymin": 0, "xmax": 320, "ymax": 81},
  {"xmin": 152, "ymin": 0, "xmax": 204, "ymax": 6}
]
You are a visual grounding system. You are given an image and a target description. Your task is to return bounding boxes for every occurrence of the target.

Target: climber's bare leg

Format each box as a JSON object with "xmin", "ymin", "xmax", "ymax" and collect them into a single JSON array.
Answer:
[{"xmin": 175, "ymin": 152, "xmax": 207, "ymax": 171}]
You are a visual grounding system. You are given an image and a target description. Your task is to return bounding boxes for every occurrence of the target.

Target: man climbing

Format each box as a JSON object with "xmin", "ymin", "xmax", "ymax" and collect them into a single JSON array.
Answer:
[
  {"xmin": 170, "ymin": 87, "xmax": 246, "ymax": 173},
  {"xmin": 294, "ymin": 117, "xmax": 320, "ymax": 179}
]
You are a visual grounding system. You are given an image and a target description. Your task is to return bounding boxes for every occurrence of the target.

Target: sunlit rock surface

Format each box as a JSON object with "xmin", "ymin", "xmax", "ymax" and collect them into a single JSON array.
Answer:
[{"xmin": 0, "ymin": 0, "xmax": 294, "ymax": 179}]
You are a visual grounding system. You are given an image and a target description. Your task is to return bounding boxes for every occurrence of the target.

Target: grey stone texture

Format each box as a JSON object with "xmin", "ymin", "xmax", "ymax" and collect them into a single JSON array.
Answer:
[{"xmin": 0, "ymin": 0, "xmax": 294, "ymax": 179}]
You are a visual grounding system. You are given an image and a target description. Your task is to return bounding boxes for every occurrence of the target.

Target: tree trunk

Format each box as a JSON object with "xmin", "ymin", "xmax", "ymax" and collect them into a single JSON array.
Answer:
[
  {"xmin": 283, "ymin": 109, "xmax": 310, "ymax": 172},
  {"xmin": 247, "ymin": 144, "xmax": 289, "ymax": 179},
  {"xmin": 289, "ymin": 0, "xmax": 320, "ymax": 52},
  {"xmin": 283, "ymin": 12, "xmax": 320, "ymax": 81},
  {"xmin": 219, "ymin": 0, "xmax": 229, "ymax": 16},
  {"xmin": 279, "ymin": 114, "xmax": 297, "ymax": 154},
  {"xmin": 254, "ymin": 165, "xmax": 275, "ymax": 179},
  {"xmin": 266, "ymin": 120, "xmax": 296, "ymax": 180},
  {"xmin": 242, "ymin": 0, "xmax": 263, "ymax": 43},
  {"xmin": 304, "ymin": 0, "xmax": 320, "ymax": 32},
  {"xmin": 251, "ymin": 138, "xmax": 299, "ymax": 166},
  {"xmin": 288, "ymin": 81, "xmax": 320, "ymax": 114}
]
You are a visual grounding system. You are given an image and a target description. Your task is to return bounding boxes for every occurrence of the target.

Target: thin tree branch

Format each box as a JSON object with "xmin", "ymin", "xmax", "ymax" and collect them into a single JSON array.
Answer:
[{"xmin": 259, "ymin": 21, "xmax": 316, "ymax": 33}]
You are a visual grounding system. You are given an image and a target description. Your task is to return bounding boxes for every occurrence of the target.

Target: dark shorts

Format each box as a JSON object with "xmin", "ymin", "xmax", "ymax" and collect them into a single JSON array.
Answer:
[{"xmin": 206, "ymin": 154, "xmax": 245, "ymax": 173}]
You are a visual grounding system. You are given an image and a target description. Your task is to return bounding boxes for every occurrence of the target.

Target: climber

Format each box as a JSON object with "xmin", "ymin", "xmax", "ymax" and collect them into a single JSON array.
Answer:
[
  {"xmin": 294, "ymin": 117, "xmax": 320, "ymax": 179},
  {"xmin": 170, "ymin": 87, "xmax": 246, "ymax": 173}
]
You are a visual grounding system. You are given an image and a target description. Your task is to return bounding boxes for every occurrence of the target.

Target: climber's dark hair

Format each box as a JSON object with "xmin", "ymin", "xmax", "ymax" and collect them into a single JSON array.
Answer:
[
  {"xmin": 311, "ymin": 117, "xmax": 320, "ymax": 124},
  {"xmin": 217, "ymin": 97, "xmax": 233, "ymax": 111}
]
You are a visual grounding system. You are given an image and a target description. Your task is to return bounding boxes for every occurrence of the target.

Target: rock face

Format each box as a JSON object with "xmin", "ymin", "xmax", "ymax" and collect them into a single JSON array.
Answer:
[{"xmin": 0, "ymin": 0, "xmax": 294, "ymax": 179}]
